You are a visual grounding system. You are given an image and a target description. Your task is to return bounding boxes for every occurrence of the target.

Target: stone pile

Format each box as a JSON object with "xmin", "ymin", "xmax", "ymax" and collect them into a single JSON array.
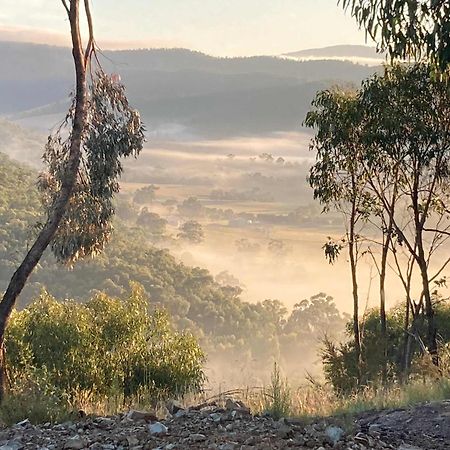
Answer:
[{"xmin": 0, "ymin": 399, "xmax": 441, "ymax": 450}]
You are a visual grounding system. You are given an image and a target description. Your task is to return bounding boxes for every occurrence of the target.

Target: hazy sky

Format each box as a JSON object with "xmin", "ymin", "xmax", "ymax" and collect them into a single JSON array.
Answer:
[{"xmin": 0, "ymin": 0, "xmax": 371, "ymax": 56}]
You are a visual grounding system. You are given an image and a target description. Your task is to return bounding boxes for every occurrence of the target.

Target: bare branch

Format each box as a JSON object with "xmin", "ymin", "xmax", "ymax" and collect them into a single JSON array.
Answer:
[
  {"xmin": 83, "ymin": 0, "xmax": 95, "ymax": 66},
  {"xmin": 61, "ymin": 0, "xmax": 70, "ymax": 15}
]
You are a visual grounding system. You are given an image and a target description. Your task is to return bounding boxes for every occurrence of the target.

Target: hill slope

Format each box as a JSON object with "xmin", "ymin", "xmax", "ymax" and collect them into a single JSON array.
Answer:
[{"xmin": 1, "ymin": 42, "xmax": 378, "ymax": 136}]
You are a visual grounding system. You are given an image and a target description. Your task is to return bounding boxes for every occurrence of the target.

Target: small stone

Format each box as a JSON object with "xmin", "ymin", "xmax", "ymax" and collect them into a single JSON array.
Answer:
[
  {"xmin": 64, "ymin": 436, "xmax": 87, "ymax": 450},
  {"xmin": 209, "ymin": 412, "xmax": 222, "ymax": 423},
  {"xmin": 126, "ymin": 410, "xmax": 158, "ymax": 422},
  {"xmin": 276, "ymin": 424, "xmax": 293, "ymax": 439},
  {"xmin": 148, "ymin": 422, "xmax": 168, "ymax": 436},
  {"xmin": 325, "ymin": 425, "xmax": 345, "ymax": 446},
  {"xmin": 166, "ymin": 399, "xmax": 185, "ymax": 415},
  {"xmin": 14, "ymin": 419, "xmax": 30, "ymax": 428},
  {"xmin": 190, "ymin": 433, "xmax": 207, "ymax": 442},
  {"xmin": 127, "ymin": 436, "xmax": 140, "ymax": 446},
  {"xmin": 0, "ymin": 441, "xmax": 23, "ymax": 450},
  {"xmin": 397, "ymin": 446, "xmax": 424, "ymax": 450},
  {"xmin": 218, "ymin": 444, "xmax": 236, "ymax": 450}
]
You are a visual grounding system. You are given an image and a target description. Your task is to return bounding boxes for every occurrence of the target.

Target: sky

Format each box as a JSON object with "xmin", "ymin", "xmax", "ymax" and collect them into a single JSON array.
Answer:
[{"xmin": 0, "ymin": 0, "xmax": 371, "ymax": 56}]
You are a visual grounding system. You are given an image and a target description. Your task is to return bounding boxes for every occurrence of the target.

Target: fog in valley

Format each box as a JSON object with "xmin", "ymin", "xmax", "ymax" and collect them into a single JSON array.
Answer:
[{"xmin": 1, "ymin": 40, "xmax": 449, "ymax": 390}]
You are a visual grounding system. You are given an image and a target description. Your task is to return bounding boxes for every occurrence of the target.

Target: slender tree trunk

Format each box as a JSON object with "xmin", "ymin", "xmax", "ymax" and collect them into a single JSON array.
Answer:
[
  {"xmin": 349, "ymin": 196, "xmax": 361, "ymax": 384},
  {"xmin": 0, "ymin": 0, "xmax": 87, "ymax": 401},
  {"xmin": 379, "ymin": 237, "xmax": 389, "ymax": 383},
  {"xmin": 416, "ymin": 243, "xmax": 438, "ymax": 365}
]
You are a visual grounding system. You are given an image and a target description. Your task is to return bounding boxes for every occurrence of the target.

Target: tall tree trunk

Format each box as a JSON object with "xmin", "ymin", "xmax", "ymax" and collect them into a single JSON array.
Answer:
[
  {"xmin": 416, "ymin": 242, "xmax": 438, "ymax": 365},
  {"xmin": 0, "ymin": 0, "xmax": 87, "ymax": 401},
  {"xmin": 349, "ymin": 197, "xmax": 361, "ymax": 384},
  {"xmin": 379, "ymin": 237, "xmax": 389, "ymax": 383}
]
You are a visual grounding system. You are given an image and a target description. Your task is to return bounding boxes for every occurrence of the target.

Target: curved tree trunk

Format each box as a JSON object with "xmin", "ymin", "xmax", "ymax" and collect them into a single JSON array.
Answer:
[{"xmin": 0, "ymin": 0, "xmax": 88, "ymax": 401}]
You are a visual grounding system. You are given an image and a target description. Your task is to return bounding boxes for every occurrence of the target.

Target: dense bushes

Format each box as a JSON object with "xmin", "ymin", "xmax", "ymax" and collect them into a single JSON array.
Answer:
[
  {"xmin": 322, "ymin": 300, "xmax": 450, "ymax": 394},
  {"xmin": 5, "ymin": 284, "xmax": 205, "ymax": 403}
]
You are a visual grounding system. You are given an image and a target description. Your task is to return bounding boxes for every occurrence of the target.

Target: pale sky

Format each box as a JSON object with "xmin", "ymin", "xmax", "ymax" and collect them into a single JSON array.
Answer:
[{"xmin": 0, "ymin": 0, "xmax": 371, "ymax": 56}]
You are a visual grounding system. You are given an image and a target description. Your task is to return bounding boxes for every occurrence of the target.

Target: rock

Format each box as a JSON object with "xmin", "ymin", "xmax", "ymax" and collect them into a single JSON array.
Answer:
[
  {"xmin": 397, "ymin": 446, "xmax": 424, "ymax": 450},
  {"xmin": 14, "ymin": 419, "xmax": 30, "ymax": 428},
  {"xmin": 148, "ymin": 422, "xmax": 168, "ymax": 436},
  {"xmin": 324, "ymin": 425, "xmax": 345, "ymax": 446},
  {"xmin": 189, "ymin": 433, "xmax": 206, "ymax": 442},
  {"xmin": 0, "ymin": 441, "xmax": 23, "ymax": 450},
  {"xmin": 64, "ymin": 436, "xmax": 87, "ymax": 449},
  {"xmin": 218, "ymin": 444, "xmax": 236, "ymax": 450},
  {"xmin": 209, "ymin": 412, "xmax": 222, "ymax": 423},
  {"xmin": 224, "ymin": 398, "xmax": 250, "ymax": 414},
  {"xmin": 276, "ymin": 424, "xmax": 293, "ymax": 439},
  {"xmin": 126, "ymin": 410, "xmax": 158, "ymax": 422},
  {"xmin": 166, "ymin": 399, "xmax": 185, "ymax": 415},
  {"xmin": 127, "ymin": 436, "xmax": 140, "ymax": 446}
]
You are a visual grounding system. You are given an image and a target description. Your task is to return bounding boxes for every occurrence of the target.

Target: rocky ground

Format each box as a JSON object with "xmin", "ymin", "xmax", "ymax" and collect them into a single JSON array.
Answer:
[{"xmin": 0, "ymin": 398, "xmax": 448, "ymax": 450}]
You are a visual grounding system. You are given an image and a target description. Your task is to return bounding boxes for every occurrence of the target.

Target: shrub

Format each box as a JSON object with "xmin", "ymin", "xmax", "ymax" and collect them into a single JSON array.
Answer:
[
  {"xmin": 4, "ymin": 283, "xmax": 206, "ymax": 405},
  {"xmin": 263, "ymin": 363, "xmax": 291, "ymax": 420}
]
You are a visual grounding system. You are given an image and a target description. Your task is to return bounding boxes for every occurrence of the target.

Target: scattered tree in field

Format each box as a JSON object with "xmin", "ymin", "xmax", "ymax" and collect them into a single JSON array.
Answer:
[
  {"xmin": 340, "ymin": 0, "xmax": 450, "ymax": 70},
  {"xmin": 0, "ymin": 0, "xmax": 144, "ymax": 399},
  {"xmin": 178, "ymin": 221, "xmax": 204, "ymax": 244},
  {"xmin": 136, "ymin": 208, "xmax": 167, "ymax": 237},
  {"xmin": 133, "ymin": 184, "xmax": 159, "ymax": 204},
  {"xmin": 177, "ymin": 197, "xmax": 204, "ymax": 218}
]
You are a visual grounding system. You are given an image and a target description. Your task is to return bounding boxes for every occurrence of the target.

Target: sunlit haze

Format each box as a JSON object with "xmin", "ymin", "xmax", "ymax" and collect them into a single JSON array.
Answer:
[{"xmin": 1, "ymin": 0, "xmax": 371, "ymax": 55}]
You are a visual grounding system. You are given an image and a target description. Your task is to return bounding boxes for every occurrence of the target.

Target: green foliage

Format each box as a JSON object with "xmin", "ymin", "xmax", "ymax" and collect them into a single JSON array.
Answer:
[
  {"xmin": 322, "ymin": 300, "xmax": 450, "ymax": 394},
  {"xmin": 5, "ymin": 284, "xmax": 206, "ymax": 403},
  {"xmin": 0, "ymin": 381, "xmax": 71, "ymax": 426},
  {"xmin": 133, "ymin": 185, "xmax": 159, "ymax": 204},
  {"xmin": 177, "ymin": 220, "xmax": 204, "ymax": 244},
  {"xmin": 340, "ymin": 0, "xmax": 450, "ymax": 71},
  {"xmin": 136, "ymin": 208, "xmax": 167, "ymax": 236},
  {"xmin": 39, "ymin": 73, "xmax": 145, "ymax": 265},
  {"xmin": 263, "ymin": 363, "xmax": 291, "ymax": 420}
]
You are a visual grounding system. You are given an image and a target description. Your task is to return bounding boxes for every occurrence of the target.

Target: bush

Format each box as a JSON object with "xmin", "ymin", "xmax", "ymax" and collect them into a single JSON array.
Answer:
[
  {"xmin": 263, "ymin": 363, "xmax": 291, "ymax": 420},
  {"xmin": 322, "ymin": 300, "xmax": 450, "ymax": 393},
  {"xmin": 4, "ymin": 283, "xmax": 206, "ymax": 405}
]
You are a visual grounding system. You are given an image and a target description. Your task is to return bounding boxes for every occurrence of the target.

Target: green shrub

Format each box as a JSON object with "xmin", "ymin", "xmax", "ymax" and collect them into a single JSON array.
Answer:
[
  {"xmin": 322, "ymin": 300, "xmax": 450, "ymax": 394},
  {"xmin": 4, "ymin": 283, "xmax": 206, "ymax": 405},
  {"xmin": 263, "ymin": 363, "xmax": 291, "ymax": 420}
]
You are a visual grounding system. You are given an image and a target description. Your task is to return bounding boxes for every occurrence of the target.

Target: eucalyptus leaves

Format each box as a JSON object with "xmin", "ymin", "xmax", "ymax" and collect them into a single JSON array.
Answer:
[{"xmin": 39, "ymin": 73, "xmax": 145, "ymax": 264}]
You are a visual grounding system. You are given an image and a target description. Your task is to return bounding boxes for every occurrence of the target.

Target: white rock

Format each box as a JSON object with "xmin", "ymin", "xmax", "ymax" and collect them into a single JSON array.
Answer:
[
  {"xmin": 0, "ymin": 441, "xmax": 23, "ymax": 450},
  {"xmin": 148, "ymin": 422, "xmax": 168, "ymax": 435},
  {"xmin": 64, "ymin": 436, "xmax": 87, "ymax": 450},
  {"xmin": 325, "ymin": 425, "xmax": 345, "ymax": 446}
]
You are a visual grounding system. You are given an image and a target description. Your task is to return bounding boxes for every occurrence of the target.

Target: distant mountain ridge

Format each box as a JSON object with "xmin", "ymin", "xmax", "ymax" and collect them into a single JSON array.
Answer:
[
  {"xmin": 1, "ymin": 41, "xmax": 379, "ymax": 137},
  {"xmin": 284, "ymin": 44, "xmax": 382, "ymax": 58}
]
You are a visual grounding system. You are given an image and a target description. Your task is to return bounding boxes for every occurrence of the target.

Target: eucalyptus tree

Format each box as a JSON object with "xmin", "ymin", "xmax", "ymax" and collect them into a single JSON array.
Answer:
[
  {"xmin": 0, "ymin": 0, "xmax": 144, "ymax": 398},
  {"xmin": 359, "ymin": 64, "xmax": 450, "ymax": 365},
  {"xmin": 305, "ymin": 88, "xmax": 368, "ymax": 380},
  {"xmin": 340, "ymin": 0, "xmax": 450, "ymax": 70}
]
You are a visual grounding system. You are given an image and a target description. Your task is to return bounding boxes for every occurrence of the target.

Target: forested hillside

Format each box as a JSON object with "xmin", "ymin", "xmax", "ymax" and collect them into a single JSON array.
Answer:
[
  {"xmin": 0, "ymin": 153, "xmax": 348, "ymax": 378},
  {"xmin": 0, "ymin": 42, "xmax": 377, "ymax": 136}
]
